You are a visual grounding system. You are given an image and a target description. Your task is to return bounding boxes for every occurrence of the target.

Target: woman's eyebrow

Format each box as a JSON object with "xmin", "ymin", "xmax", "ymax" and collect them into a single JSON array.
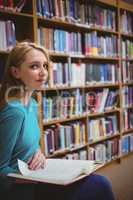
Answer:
[
  {"xmin": 27, "ymin": 61, "xmax": 40, "ymax": 64},
  {"xmin": 27, "ymin": 61, "xmax": 48, "ymax": 65}
]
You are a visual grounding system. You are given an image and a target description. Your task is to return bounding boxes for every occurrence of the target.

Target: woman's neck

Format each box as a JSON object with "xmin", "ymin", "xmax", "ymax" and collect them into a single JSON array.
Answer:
[{"xmin": 21, "ymin": 91, "xmax": 33, "ymax": 106}]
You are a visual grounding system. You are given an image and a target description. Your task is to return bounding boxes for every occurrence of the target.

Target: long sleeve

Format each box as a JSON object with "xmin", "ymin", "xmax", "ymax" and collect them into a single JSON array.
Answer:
[{"xmin": 0, "ymin": 107, "xmax": 25, "ymax": 175}]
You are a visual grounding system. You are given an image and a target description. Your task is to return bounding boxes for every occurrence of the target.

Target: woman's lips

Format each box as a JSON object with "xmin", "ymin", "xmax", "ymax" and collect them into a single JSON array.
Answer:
[{"xmin": 37, "ymin": 79, "xmax": 46, "ymax": 82}]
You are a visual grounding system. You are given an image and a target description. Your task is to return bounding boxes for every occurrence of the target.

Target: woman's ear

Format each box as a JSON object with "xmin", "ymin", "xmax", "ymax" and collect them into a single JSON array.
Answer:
[{"xmin": 10, "ymin": 66, "xmax": 21, "ymax": 79}]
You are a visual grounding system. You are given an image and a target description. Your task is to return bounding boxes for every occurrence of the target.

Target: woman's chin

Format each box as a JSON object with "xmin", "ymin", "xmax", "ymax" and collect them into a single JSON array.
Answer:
[{"xmin": 35, "ymin": 85, "xmax": 46, "ymax": 91}]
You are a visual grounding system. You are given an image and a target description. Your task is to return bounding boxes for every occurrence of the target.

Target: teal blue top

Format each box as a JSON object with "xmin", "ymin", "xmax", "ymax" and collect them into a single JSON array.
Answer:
[{"xmin": 0, "ymin": 98, "xmax": 40, "ymax": 175}]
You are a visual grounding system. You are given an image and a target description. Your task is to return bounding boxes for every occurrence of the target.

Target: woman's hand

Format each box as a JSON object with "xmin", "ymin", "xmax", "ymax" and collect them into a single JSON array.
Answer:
[{"xmin": 28, "ymin": 149, "xmax": 46, "ymax": 170}]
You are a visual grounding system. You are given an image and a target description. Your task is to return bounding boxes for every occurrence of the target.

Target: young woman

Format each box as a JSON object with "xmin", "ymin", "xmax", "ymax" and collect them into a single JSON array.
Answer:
[{"xmin": 0, "ymin": 42, "xmax": 115, "ymax": 200}]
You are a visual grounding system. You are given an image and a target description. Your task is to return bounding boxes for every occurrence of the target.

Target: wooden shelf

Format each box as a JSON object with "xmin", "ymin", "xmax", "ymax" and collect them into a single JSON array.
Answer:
[
  {"xmin": 122, "ymin": 105, "xmax": 133, "ymax": 109},
  {"xmin": 89, "ymin": 132, "xmax": 120, "ymax": 145},
  {"xmin": 119, "ymin": 1, "xmax": 133, "ymax": 12},
  {"xmin": 49, "ymin": 51, "xmax": 69, "ymax": 57},
  {"xmin": 43, "ymin": 114, "xmax": 87, "ymax": 126},
  {"xmin": 49, "ymin": 52, "xmax": 120, "ymax": 60},
  {"xmin": 88, "ymin": 108, "xmax": 120, "ymax": 117},
  {"xmin": 38, "ymin": 16, "xmax": 118, "ymax": 34},
  {"xmin": 120, "ymin": 33, "xmax": 133, "ymax": 38},
  {"xmin": 97, "ymin": 0, "xmax": 117, "ymax": 7},
  {"xmin": 119, "ymin": 151, "xmax": 133, "ymax": 159},
  {"xmin": 43, "ymin": 83, "xmax": 119, "ymax": 92},
  {"xmin": 0, "ymin": 10, "xmax": 33, "ymax": 18},
  {"xmin": 122, "ymin": 128, "xmax": 133, "ymax": 134},
  {"xmin": 43, "ymin": 108, "xmax": 120, "ymax": 126},
  {"xmin": 122, "ymin": 82, "xmax": 133, "ymax": 86},
  {"xmin": 121, "ymin": 58, "xmax": 133, "ymax": 62},
  {"xmin": 47, "ymin": 144, "xmax": 88, "ymax": 158},
  {"xmin": 0, "ymin": 50, "xmax": 9, "ymax": 54},
  {"xmin": 78, "ymin": 56, "xmax": 119, "ymax": 61}
]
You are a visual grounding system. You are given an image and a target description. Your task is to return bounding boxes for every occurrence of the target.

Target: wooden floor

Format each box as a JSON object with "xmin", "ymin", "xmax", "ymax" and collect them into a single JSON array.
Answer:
[{"xmin": 97, "ymin": 154, "xmax": 133, "ymax": 200}]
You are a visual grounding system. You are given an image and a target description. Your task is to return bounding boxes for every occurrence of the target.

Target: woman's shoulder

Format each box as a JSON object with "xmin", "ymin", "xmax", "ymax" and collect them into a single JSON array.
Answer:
[
  {"xmin": 0, "ymin": 101, "xmax": 25, "ymax": 120},
  {"xmin": 0, "ymin": 97, "xmax": 38, "ymax": 120}
]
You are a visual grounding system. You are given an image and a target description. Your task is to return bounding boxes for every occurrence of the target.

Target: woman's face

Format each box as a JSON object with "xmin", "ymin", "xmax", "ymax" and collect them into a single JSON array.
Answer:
[{"xmin": 12, "ymin": 49, "xmax": 48, "ymax": 90}]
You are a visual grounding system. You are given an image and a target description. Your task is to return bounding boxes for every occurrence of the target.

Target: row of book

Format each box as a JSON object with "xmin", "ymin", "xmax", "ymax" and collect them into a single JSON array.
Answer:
[
  {"xmin": 122, "ymin": 61, "xmax": 133, "ymax": 83},
  {"xmin": 64, "ymin": 139, "xmax": 119, "ymax": 162},
  {"xmin": 43, "ymin": 119, "xmax": 120, "ymax": 160},
  {"xmin": 120, "ymin": 10, "xmax": 133, "ymax": 34},
  {"xmin": 36, "ymin": 0, "xmax": 116, "ymax": 31},
  {"xmin": 38, "ymin": 27, "xmax": 82, "ymax": 54},
  {"xmin": 44, "ymin": 121, "xmax": 86, "ymax": 156},
  {"xmin": 63, "ymin": 139, "xmax": 119, "ymax": 162},
  {"xmin": 120, "ymin": 133, "xmax": 133, "ymax": 155},
  {"xmin": 84, "ymin": 31, "xmax": 117, "ymax": 57},
  {"xmin": 88, "ymin": 115, "xmax": 118, "ymax": 142},
  {"xmin": 61, "ymin": 133, "xmax": 133, "ymax": 162},
  {"xmin": 38, "ymin": 27, "xmax": 118, "ymax": 57},
  {"xmin": 94, "ymin": 5, "xmax": 116, "ymax": 31},
  {"xmin": 122, "ymin": 108, "xmax": 133, "ymax": 131},
  {"xmin": 121, "ymin": 39, "xmax": 133, "ymax": 59},
  {"xmin": 64, "ymin": 149, "xmax": 87, "ymax": 160},
  {"xmin": 88, "ymin": 138, "xmax": 119, "ymax": 162},
  {"xmin": 42, "ymin": 89, "xmax": 118, "ymax": 122},
  {"xmin": 0, "ymin": 0, "xmax": 26, "ymax": 13},
  {"xmin": 50, "ymin": 63, "xmax": 118, "ymax": 87},
  {"xmin": 0, "ymin": 20, "xmax": 16, "ymax": 51},
  {"xmin": 88, "ymin": 133, "xmax": 133, "ymax": 162},
  {"xmin": 122, "ymin": 86, "xmax": 133, "ymax": 107},
  {"xmin": 62, "ymin": 138, "xmax": 119, "ymax": 163},
  {"xmin": 86, "ymin": 89, "xmax": 118, "ymax": 113}
]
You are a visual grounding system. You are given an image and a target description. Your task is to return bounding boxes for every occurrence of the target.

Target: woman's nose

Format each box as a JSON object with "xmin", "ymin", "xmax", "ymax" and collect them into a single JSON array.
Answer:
[{"xmin": 39, "ymin": 66, "xmax": 47, "ymax": 76}]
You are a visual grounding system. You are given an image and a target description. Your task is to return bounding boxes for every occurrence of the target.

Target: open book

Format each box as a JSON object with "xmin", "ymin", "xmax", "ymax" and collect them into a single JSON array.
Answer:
[{"xmin": 8, "ymin": 159, "xmax": 103, "ymax": 185}]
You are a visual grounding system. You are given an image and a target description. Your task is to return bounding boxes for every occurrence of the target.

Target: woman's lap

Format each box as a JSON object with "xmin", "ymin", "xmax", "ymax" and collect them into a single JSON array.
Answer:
[
  {"xmin": 37, "ymin": 174, "xmax": 115, "ymax": 200},
  {"xmin": 0, "ymin": 174, "xmax": 115, "ymax": 200}
]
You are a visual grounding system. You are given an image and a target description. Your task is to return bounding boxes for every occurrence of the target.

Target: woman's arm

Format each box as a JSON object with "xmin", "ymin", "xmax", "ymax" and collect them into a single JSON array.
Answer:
[{"xmin": 0, "ymin": 107, "xmax": 25, "ymax": 175}]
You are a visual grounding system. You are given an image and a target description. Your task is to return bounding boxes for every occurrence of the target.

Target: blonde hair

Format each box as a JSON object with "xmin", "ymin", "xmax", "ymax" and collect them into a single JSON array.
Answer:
[{"xmin": 0, "ymin": 41, "xmax": 50, "ymax": 109}]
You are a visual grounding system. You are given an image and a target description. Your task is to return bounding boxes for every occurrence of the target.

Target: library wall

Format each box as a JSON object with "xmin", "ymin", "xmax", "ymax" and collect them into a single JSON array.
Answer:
[{"xmin": 97, "ymin": 154, "xmax": 133, "ymax": 200}]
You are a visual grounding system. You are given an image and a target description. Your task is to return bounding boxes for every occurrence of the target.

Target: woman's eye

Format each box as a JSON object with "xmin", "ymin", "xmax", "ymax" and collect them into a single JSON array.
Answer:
[
  {"xmin": 30, "ymin": 65, "xmax": 38, "ymax": 69},
  {"xmin": 43, "ymin": 63, "xmax": 48, "ymax": 70}
]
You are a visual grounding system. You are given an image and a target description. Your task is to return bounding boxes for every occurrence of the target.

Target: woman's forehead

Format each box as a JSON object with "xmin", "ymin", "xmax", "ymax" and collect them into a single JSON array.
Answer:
[{"xmin": 24, "ymin": 49, "xmax": 48, "ymax": 62}]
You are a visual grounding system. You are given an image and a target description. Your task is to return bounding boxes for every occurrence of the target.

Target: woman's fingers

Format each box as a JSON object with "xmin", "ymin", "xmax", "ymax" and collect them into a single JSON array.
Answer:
[{"xmin": 28, "ymin": 150, "xmax": 46, "ymax": 170}]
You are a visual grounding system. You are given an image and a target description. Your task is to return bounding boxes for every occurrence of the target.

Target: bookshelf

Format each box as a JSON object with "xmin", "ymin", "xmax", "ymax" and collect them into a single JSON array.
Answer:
[
  {"xmin": 118, "ymin": 0, "xmax": 133, "ymax": 159},
  {"xmin": 0, "ymin": 0, "xmax": 34, "ymax": 85},
  {"xmin": 35, "ymin": 0, "xmax": 121, "ymax": 162},
  {"xmin": 0, "ymin": 0, "xmax": 133, "ymax": 165}
]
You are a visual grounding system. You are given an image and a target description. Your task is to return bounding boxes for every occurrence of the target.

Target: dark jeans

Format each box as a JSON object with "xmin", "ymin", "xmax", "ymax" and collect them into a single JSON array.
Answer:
[{"xmin": 0, "ymin": 174, "xmax": 115, "ymax": 200}]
